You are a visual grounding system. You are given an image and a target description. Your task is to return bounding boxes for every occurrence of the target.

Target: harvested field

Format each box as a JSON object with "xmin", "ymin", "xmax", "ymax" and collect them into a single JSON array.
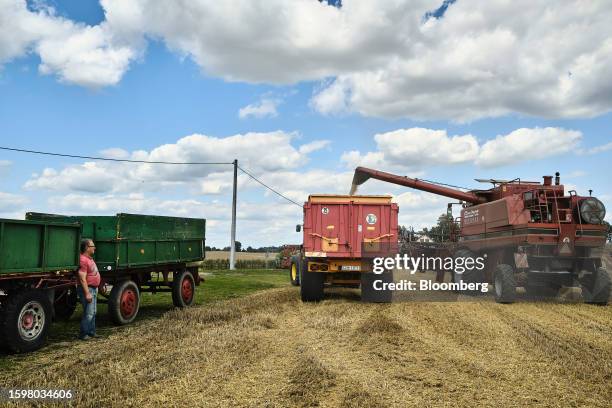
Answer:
[{"xmin": 1, "ymin": 285, "xmax": 610, "ymax": 407}]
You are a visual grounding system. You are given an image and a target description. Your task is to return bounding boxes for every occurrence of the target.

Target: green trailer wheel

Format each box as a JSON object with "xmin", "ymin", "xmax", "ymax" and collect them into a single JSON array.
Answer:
[
  {"xmin": 0, "ymin": 290, "xmax": 52, "ymax": 353},
  {"xmin": 109, "ymin": 280, "xmax": 140, "ymax": 325},
  {"xmin": 172, "ymin": 270, "xmax": 196, "ymax": 308}
]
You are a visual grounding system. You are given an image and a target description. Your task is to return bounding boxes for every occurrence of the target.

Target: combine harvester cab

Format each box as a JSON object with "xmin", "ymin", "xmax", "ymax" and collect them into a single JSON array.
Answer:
[
  {"xmin": 290, "ymin": 194, "xmax": 398, "ymax": 302},
  {"xmin": 350, "ymin": 167, "xmax": 610, "ymax": 305}
]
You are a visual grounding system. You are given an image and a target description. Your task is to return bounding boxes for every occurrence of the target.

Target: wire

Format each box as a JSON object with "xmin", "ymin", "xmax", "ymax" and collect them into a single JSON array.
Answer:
[
  {"xmin": 238, "ymin": 165, "xmax": 302, "ymax": 207},
  {"xmin": 0, "ymin": 145, "xmax": 302, "ymax": 208},
  {"xmin": 0, "ymin": 146, "xmax": 233, "ymax": 165}
]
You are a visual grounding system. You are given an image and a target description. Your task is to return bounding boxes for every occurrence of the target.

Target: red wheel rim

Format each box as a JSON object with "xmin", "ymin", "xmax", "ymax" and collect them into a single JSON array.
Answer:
[
  {"xmin": 120, "ymin": 289, "xmax": 137, "ymax": 318},
  {"xmin": 181, "ymin": 277, "xmax": 193, "ymax": 303}
]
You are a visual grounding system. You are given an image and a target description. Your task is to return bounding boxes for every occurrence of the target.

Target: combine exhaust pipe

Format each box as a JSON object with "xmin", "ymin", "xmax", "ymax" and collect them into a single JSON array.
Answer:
[{"xmin": 350, "ymin": 167, "xmax": 485, "ymax": 204}]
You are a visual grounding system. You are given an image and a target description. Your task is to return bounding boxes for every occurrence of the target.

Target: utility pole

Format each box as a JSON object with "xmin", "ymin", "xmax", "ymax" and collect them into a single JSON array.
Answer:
[{"xmin": 230, "ymin": 159, "xmax": 238, "ymax": 270}]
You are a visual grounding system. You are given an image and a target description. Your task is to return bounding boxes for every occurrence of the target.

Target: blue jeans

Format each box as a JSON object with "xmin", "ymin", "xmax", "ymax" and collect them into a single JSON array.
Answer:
[{"xmin": 77, "ymin": 286, "xmax": 97, "ymax": 338}]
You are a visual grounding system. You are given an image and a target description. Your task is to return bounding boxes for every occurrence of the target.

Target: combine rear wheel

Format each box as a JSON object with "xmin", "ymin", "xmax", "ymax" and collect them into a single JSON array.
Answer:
[
  {"xmin": 172, "ymin": 270, "xmax": 196, "ymax": 308},
  {"xmin": 494, "ymin": 264, "xmax": 516, "ymax": 304},
  {"xmin": 109, "ymin": 280, "xmax": 140, "ymax": 325},
  {"xmin": 582, "ymin": 267, "xmax": 610, "ymax": 305},
  {"xmin": 0, "ymin": 290, "xmax": 52, "ymax": 353},
  {"xmin": 300, "ymin": 259, "xmax": 324, "ymax": 302}
]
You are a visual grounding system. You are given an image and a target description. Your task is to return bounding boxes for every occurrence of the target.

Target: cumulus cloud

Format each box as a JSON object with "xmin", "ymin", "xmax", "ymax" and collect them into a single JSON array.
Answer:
[
  {"xmin": 0, "ymin": 0, "xmax": 140, "ymax": 87},
  {"xmin": 578, "ymin": 141, "xmax": 612, "ymax": 155},
  {"xmin": 0, "ymin": 191, "xmax": 28, "ymax": 215},
  {"xmin": 238, "ymin": 98, "xmax": 280, "ymax": 119},
  {"xmin": 99, "ymin": 147, "xmax": 130, "ymax": 159},
  {"xmin": 24, "ymin": 132, "xmax": 326, "ymax": 194},
  {"xmin": 344, "ymin": 127, "xmax": 582, "ymax": 171},
  {"xmin": 476, "ymin": 128, "xmax": 582, "ymax": 167},
  {"xmin": 298, "ymin": 140, "xmax": 330, "ymax": 154},
  {"xmin": 2, "ymin": 0, "xmax": 611, "ymax": 120}
]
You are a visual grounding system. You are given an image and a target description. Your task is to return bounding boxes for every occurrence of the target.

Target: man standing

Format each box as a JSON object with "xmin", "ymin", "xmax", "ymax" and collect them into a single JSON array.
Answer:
[{"xmin": 77, "ymin": 238, "xmax": 101, "ymax": 340}]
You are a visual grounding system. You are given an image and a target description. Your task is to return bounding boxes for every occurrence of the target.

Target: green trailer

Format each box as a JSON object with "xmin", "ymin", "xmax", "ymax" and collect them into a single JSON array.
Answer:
[
  {"xmin": 1, "ymin": 213, "xmax": 206, "ymax": 353},
  {"xmin": 26, "ymin": 213, "xmax": 206, "ymax": 325},
  {"xmin": 0, "ymin": 218, "xmax": 81, "ymax": 352}
]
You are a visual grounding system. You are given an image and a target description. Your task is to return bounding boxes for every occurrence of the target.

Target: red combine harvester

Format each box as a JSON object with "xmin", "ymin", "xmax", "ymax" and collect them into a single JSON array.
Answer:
[{"xmin": 351, "ymin": 167, "xmax": 610, "ymax": 304}]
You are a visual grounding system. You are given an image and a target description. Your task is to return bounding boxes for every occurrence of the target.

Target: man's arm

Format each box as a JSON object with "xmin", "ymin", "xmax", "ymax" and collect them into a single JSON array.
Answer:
[{"xmin": 78, "ymin": 270, "xmax": 93, "ymax": 303}]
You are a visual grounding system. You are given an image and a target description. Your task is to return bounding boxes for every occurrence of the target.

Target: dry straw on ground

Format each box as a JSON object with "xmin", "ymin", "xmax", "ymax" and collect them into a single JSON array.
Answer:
[{"xmin": 1, "ymin": 284, "xmax": 611, "ymax": 407}]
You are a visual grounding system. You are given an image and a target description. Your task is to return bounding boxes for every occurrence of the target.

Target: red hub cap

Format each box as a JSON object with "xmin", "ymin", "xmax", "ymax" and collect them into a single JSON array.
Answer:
[
  {"xmin": 22, "ymin": 313, "xmax": 34, "ymax": 330},
  {"xmin": 181, "ymin": 278, "xmax": 193, "ymax": 303},
  {"xmin": 120, "ymin": 289, "xmax": 137, "ymax": 318}
]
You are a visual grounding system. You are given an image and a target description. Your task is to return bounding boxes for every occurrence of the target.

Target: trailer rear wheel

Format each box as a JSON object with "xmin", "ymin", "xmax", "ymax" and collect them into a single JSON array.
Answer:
[
  {"xmin": 54, "ymin": 286, "xmax": 78, "ymax": 321},
  {"xmin": 582, "ymin": 267, "xmax": 610, "ymax": 305},
  {"xmin": 289, "ymin": 256, "xmax": 301, "ymax": 286},
  {"xmin": 494, "ymin": 264, "xmax": 516, "ymax": 304},
  {"xmin": 300, "ymin": 259, "xmax": 324, "ymax": 302},
  {"xmin": 172, "ymin": 270, "xmax": 196, "ymax": 308},
  {"xmin": 0, "ymin": 290, "xmax": 52, "ymax": 353},
  {"xmin": 109, "ymin": 280, "xmax": 140, "ymax": 325}
]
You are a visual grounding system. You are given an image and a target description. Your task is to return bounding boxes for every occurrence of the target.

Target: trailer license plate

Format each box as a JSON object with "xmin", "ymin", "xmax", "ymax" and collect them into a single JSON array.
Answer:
[{"xmin": 342, "ymin": 265, "xmax": 360, "ymax": 271}]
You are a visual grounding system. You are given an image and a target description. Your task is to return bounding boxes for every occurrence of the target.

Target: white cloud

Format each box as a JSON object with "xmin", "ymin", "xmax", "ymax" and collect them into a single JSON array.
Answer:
[
  {"xmin": 0, "ymin": 191, "xmax": 28, "ymax": 213},
  {"xmin": 2, "ymin": 1, "xmax": 612, "ymax": 120},
  {"xmin": 0, "ymin": 0, "xmax": 140, "ymax": 87},
  {"xmin": 99, "ymin": 147, "xmax": 130, "ymax": 159},
  {"xmin": 476, "ymin": 127, "xmax": 582, "ymax": 168},
  {"xmin": 23, "ymin": 131, "xmax": 322, "ymax": 193},
  {"xmin": 345, "ymin": 127, "xmax": 581, "ymax": 171},
  {"xmin": 579, "ymin": 141, "xmax": 612, "ymax": 155},
  {"xmin": 342, "ymin": 127, "xmax": 479, "ymax": 171},
  {"xmin": 238, "ymin": 98, "xmax": 280, "ymax": 119},
  {"xmin": 298, "ymin": 139, "xmax": 330, "ymax": 154}
]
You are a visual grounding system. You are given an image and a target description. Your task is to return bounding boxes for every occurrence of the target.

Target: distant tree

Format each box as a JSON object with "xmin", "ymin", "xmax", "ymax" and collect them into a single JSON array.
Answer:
[
  {"xmin": 235, "ymin": 241, "xmax": 242, "ymax": 252},
  {"xmin": 423, "ymin": 214, "xmax": 454, "ymax": 243}
]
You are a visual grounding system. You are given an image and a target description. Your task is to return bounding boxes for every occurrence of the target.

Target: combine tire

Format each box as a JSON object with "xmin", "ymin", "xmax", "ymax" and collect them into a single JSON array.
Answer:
[
  {"xmin": 54, "ymin": 286, "xmax": 78, "ymax": 321},
  {"xmin": 109, "ymin": 280, "xmax": 140, "ymax": 325},
  {"xmin": 361, "ymin": 271, "xmax": 393, "ymax": 303},
  {"xmin": 0, "ymin": 290, "xmax": 52, "ymax": 353},
  {"xmin": 582, "ymin": 267, "xmax": 610, "ymax": 305},
  {"xmin": 172, "ymin": 270, "xmax": 196, "ymax": 308},
  {"xmin": 494, "ymin": 264, "xmax": 516, "ymax": 304},
  {"xmin": 452, "ymin": 248, "xmax": 484, "ymax": 294},
  {"xmin": 289, "ymin": 256, "xmax": 301, "ymax": 286},
  {"xmin": 300, "ymin": 259, "xmax": 324, "ymax": 302}
]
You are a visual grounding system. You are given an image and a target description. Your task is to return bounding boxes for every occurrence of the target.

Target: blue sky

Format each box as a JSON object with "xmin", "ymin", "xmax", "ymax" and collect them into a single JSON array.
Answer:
[{"xmin": 0, "ymin": 0, "xmax": 611, "ymax": 247}]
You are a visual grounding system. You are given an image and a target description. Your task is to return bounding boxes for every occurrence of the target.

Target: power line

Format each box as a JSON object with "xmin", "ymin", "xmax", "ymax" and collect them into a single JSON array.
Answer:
[
  {"xmin": 0, "ymin": 145, "xmax": 302, "ymax": 208},
  {"xmin": 238, "ymin": 165, "xmax": 302, "ymax": 207},
  {"xmin": 0, "ymin": 146, "xmax": 232, "ymax": 165}
]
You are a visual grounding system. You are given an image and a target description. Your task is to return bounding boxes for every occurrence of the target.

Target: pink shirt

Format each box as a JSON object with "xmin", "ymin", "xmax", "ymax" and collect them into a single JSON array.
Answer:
[{"xmin": 79, "ymin": 254, "xmax": 101, "ymax": 287}]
